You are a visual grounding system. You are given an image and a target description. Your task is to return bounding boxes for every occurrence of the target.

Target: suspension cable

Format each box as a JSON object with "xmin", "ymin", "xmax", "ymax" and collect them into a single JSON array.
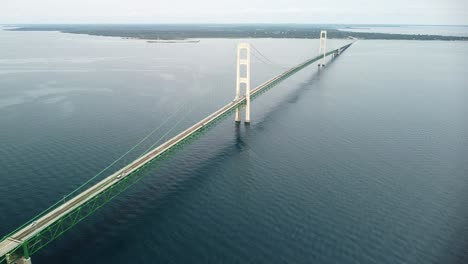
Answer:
[
  {"xmin": 139, "ymin": 103, "xmax": 196, "ymax": 157},
  {"xmin": 250, "ymin": 51, "xmax": 288, "ymax": 70},
  {"xmin": 3, "ymin": 100, "xmax": 187, "ymax": 238},
  {"xmin": 250, "ymin": 44, "xmax": 289, "ymax": 69},
  {"xmin": 250, "ymin": 51, "xmax": 271, "ymax": 65}
]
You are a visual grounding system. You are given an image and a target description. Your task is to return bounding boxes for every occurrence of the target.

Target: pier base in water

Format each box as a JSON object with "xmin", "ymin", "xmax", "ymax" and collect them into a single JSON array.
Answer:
[{"xmin": 8, "ymin": 257, "xmax": 31, "ymax": 264}]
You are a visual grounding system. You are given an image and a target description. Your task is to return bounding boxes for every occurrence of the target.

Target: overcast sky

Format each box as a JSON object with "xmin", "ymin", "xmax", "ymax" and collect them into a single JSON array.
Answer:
[{"xmin": 1, "ymin": 0, "xmax": 467, "ymax": 25}]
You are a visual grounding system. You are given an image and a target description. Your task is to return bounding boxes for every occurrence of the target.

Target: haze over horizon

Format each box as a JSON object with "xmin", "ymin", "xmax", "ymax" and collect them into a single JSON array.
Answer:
[{"xmin": 1, "ymin": 0, "xmax": 467, "ymax": 25}]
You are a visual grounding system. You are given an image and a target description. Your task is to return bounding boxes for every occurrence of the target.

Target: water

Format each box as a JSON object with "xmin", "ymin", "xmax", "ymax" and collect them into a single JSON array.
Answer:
[
  {"xmin": 339, "ymin": 25, "xmax": 468, "ymax": 37},
  {"xmin": 0, "ymin": 27, "xmax": 467, "ymax": 263}
]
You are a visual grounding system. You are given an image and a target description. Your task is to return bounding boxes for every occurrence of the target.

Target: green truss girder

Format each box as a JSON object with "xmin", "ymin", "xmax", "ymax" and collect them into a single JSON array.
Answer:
[{"xmin": 0, "ymin": 43, "xmax": 352, "ymax": 264}]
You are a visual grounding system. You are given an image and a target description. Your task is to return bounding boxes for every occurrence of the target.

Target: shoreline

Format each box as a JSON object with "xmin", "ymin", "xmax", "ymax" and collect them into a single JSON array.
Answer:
[{"xmin": 6, "ymin": 25, "xmax": 468, "ymax": 41}]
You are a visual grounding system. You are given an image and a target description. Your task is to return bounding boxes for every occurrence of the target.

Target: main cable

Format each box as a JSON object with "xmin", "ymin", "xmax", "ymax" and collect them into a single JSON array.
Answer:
[
  {"xmin": 250, "ymin": 44, "xmax": 289, "ymax": 69},
  {"xmin": 4, "ymin": 100, "xmax": 187, "ymax": 237}
]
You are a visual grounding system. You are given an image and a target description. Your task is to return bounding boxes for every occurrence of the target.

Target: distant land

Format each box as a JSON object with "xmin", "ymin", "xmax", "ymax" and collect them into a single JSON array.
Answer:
[{"xmin": 7, "ymin": 24, "xmax": 468, "ymax": 41}]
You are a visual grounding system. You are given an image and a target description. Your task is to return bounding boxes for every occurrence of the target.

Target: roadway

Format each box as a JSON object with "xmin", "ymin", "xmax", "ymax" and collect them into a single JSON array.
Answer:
[{"xmin": 0, "ymin": 42, "xmax": 353, "ymax": 261}]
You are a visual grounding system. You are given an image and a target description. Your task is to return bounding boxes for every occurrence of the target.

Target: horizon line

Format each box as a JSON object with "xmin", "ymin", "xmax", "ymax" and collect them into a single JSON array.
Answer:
[{"xmin": 1, "ymin": 23, "xmax": 468, "ymax": 27}]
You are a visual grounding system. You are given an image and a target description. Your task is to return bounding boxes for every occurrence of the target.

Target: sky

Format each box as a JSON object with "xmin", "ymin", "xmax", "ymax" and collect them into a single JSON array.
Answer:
[{"xmin": 1, "ymin": 0, "xmax": 467, "ymax": 25}]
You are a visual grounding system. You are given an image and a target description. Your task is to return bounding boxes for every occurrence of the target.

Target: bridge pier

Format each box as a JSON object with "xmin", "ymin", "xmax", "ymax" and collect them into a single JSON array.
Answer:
[
  {"xmin": 333, "ymin": 48, "xmax": 341, "ymax": 58},
  {"xmin": 8, "ymin": 257, "xmax": 32, "ymax": 264},
  {"xmin": 5, "ymin": 241, "xmax": 32, "ymax": 264},
  {"xmin": 235, "ymin": 43, "xmax": 251, "ymax": 123},
  {"xmin": 6, "ymin": 253, "xmax": 31, "ymax": 264}
]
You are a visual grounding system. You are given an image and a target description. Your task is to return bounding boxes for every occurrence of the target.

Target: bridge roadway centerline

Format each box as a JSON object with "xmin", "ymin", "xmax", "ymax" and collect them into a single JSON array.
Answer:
[{"xmin": 0, "ymin": 42, "xmax": 353, "ymax": 261}]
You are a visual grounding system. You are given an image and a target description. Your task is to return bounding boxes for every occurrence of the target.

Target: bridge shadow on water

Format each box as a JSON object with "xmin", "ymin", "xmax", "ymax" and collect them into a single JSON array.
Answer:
[
  {"xmin": 37, "ymin": 117, "xmax": 260, "ymax": 263},
  {"xmin": 253, "ymin": 52, "xmax": 342, "ymax": 130},
  {"xmin": 36, "ymin": 53, "xmax": 347, "ymax": 263},
  {"xmin": 40, "ymin": 49, "xmax": 468, "ymax": 264},
  {"xmin": 38, "ymin": 125, "xmax": 261, "ymax": 263}
]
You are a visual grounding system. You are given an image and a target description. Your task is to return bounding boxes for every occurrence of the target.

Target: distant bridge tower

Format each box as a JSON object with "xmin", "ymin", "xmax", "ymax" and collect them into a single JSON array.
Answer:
[
  {"xmin": 235, "ymin": 43, "xmax": 251, "ymax": 123},
  {"xmin": 318, "ymin": 30, "xmax": 327, "ymax": 67}
]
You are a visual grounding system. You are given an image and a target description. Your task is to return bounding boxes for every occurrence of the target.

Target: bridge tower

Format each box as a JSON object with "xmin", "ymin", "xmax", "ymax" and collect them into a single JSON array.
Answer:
[
  {"xmin": 318, "ymin": 30, "xmax": 327, "ymax": 67},
  {"xmin": 235, "ymin": 43, "xmax": 251, "ymax": 123}
]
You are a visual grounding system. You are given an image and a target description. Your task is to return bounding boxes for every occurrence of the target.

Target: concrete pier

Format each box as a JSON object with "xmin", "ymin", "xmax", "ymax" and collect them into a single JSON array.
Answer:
[{"xmin": 6, "ymin": 256, "xmax": 31, "ymax": 264}]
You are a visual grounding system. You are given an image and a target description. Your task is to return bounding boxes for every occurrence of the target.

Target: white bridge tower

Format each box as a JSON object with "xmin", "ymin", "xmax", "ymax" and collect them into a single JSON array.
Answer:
[
  {"xmin": 318, "ymin": 30, "xmax": 327, "ymax": 67},
  {"xmin": 235, "ymin": 43, "xmax": 251, "ymax": 123}
]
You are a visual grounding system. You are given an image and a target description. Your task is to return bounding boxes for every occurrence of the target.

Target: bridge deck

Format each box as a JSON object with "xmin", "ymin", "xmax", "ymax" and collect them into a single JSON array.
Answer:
[{"xmin": 0, "ymin": 42, "xmax": 353, "ymax": 261}]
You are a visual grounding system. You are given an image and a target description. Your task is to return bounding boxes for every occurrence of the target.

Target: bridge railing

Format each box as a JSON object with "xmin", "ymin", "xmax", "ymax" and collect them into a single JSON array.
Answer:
[{"xmin": 0, "ymin": 41, "xmax": 354, "ymax": 263}]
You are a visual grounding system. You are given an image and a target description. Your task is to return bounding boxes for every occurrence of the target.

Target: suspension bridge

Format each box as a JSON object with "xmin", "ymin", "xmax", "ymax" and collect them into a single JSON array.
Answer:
[{"xmin": 0, "ymin": 31, "xmax": 354, "ymax": 264}]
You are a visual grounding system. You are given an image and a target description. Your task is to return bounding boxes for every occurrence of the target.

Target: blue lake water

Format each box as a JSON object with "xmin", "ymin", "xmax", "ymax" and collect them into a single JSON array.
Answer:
[{"xmin": 0, "ymin": 27, "xmax": 467, "ymax": 263}]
